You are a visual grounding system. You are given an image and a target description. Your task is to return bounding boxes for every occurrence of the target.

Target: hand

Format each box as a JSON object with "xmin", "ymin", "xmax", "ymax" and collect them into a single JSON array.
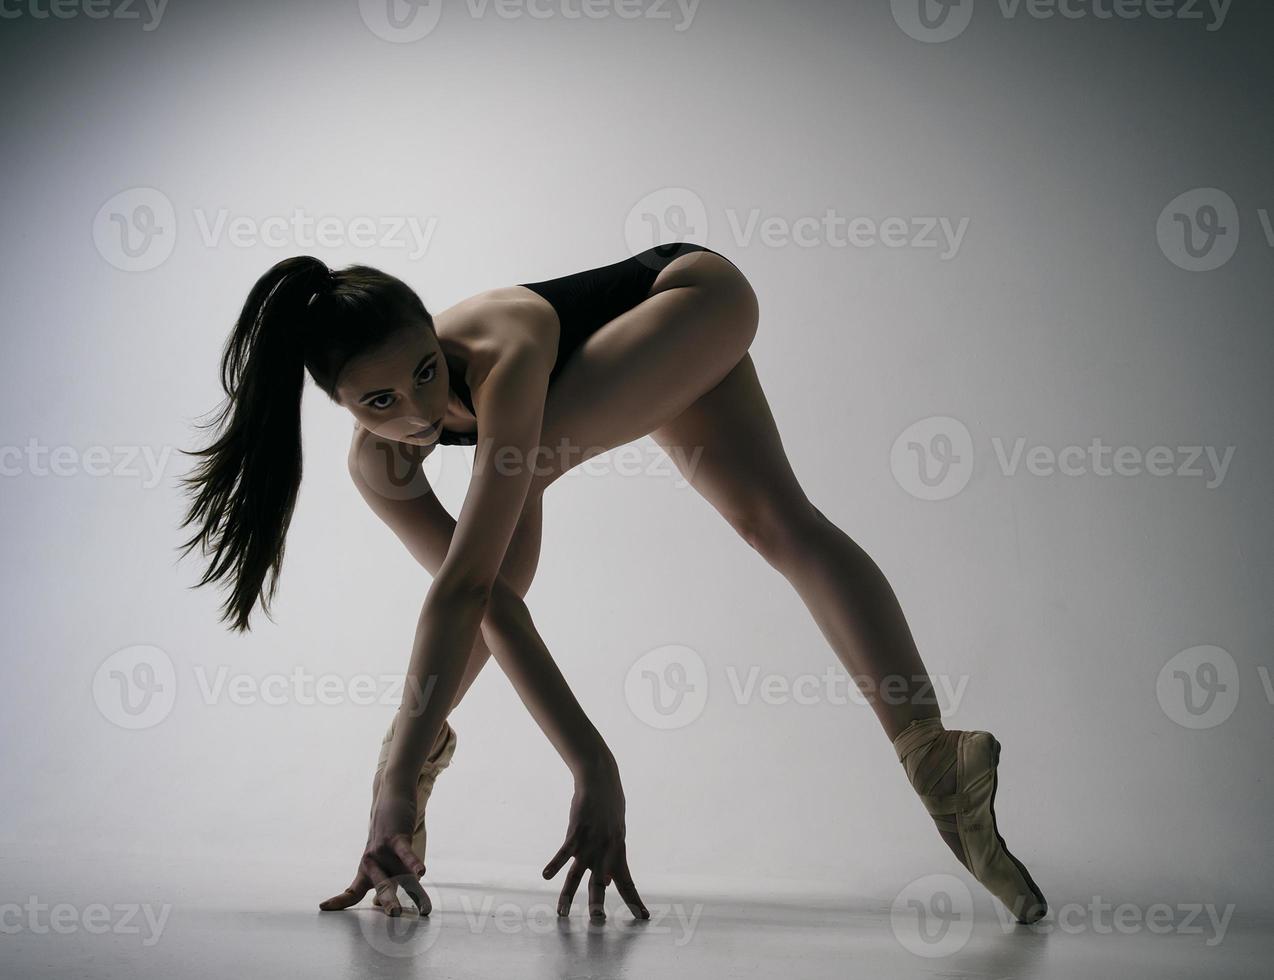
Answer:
[
  {"xmin": 319, "ymin": 787, "xmax": 429, "ymax": 916},
  {"xmin": 542, "ymin": 756, "xmax": 649, "ymax": 921}
]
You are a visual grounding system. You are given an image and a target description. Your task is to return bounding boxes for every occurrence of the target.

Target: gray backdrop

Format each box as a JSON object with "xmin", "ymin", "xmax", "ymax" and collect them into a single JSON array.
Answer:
[{"xmin": 1, "ymin": 0, "xmax": 1270, "ymax": 917}]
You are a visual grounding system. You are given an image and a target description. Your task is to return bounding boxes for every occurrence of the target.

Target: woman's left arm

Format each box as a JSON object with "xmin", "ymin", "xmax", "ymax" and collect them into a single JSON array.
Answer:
[
  {"xmin": 354, "ymin": 334, "xmax": 555, "ymax": 900},
  {"xmin": 382, "ymin": 336, "xmax": 553, "ymax": 794}
]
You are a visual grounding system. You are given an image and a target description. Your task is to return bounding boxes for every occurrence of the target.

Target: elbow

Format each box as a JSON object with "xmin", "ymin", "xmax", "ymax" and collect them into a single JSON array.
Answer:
[{"xmin": 431, "ymin": 575, "xmax": 494, "ymax": 610}]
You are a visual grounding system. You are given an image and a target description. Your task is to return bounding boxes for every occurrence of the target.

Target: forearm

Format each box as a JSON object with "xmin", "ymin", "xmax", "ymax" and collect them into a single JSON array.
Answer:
[
  {"xmin": 381, "ymin": 581, "xmax": 488, "ymax": 795},
  {"xmin": 481, "ymin": 583, "xmax": 614, "ymax": 780}
]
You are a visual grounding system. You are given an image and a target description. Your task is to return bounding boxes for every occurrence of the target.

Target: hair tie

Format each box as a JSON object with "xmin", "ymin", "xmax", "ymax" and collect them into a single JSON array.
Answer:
[{"xmin": 305, "ymin": 265, "xmax": 333, "ymax": 308}]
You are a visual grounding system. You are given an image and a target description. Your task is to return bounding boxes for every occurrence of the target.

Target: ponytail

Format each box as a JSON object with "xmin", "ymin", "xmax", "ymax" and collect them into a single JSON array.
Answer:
[{"xmin": 176, "ymin": 255, "xmax": 328, "ymax": 633}]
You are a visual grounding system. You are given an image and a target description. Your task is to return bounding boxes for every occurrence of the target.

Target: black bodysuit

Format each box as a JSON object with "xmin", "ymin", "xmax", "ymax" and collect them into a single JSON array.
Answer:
[{"xmin": 436, "ymin": 242, "xmax": 729, "ymax": 446}]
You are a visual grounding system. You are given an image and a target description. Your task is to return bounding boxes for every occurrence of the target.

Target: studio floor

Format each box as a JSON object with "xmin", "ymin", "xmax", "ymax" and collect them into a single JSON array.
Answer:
[{"xmin": 2, "ymin": 882, "xmax": 1270, "ymax": 980}]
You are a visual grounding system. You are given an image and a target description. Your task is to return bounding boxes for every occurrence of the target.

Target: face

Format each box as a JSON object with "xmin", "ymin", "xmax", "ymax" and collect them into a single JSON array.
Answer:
[{"xmin": 334, "ymin": 322, "xmax": 450, "ymax": 447}]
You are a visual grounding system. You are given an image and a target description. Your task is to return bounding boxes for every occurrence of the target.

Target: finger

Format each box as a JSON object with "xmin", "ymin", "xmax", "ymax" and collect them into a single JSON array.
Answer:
[
  {"xmin": 370, "ymin": 840, "xmax": 422, "ymax": 904},
  {"xmin": 399, "ymin": 875, "xmax": 432, "ymax": 916},
  {"xmin": 557, "ymin": 857, "xmax": 587, "ymax": 917},
  {"xmin": 611, "ymin": 857, "xmax": 650, "ymax": 920},
  {"xmin": 374, "ymin": 881, "xmax": 403, "ymax": 917},
  {"xmin": 587, "ymin": 867, "xmax": 606, "ymax": 921},
  {"xmin": 390, "ymin": 836, "xmax": 427, "ymax": 879},
  {"xmin": 542, "ymin": 834, "xmax": 577, "ymax": 880},
  {"xmin": 319, "ymin": 871, "xmax": 371, "ymax": 912},
  {"xmin": 362, "ymin": 858, "xmax": 404, "ymax": 918}
]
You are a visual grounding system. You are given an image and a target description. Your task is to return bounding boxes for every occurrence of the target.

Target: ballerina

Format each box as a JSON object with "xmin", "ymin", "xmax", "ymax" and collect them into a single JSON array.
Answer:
[{"xmin": 178, "ymin": 243, "xmax": 1046, "ymax": 924}]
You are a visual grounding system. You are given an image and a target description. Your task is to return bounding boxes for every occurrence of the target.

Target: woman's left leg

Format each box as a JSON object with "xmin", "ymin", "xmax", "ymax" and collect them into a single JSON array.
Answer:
[
  {"xmin": 648, "ymin": 351, "xmax": 1047, "ymax": 923},
  {"xmin": 649, "ymin": 352, "xmax": 937, "ymax": 742}
]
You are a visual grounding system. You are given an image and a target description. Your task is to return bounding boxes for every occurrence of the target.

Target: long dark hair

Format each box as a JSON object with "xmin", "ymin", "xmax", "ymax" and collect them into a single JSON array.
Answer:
[{"xmin": 177, "ymin": 255, "xmax": 432, "ymax": 632}]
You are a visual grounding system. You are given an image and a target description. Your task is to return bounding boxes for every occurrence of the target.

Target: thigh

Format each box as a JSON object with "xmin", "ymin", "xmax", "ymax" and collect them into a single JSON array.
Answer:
[
  {"xmin": 648, "ymin": 352, "xmax": 812, "ymax": 536},
  {"xmin": 523, "ymin": 251, "xmax": 760, "ymax": 498}
]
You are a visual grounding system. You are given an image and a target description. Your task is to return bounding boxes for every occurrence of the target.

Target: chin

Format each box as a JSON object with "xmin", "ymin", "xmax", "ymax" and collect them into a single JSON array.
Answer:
[{"xmin": 401, "ymin": 432, "xmax": 439, "ymax": 450}]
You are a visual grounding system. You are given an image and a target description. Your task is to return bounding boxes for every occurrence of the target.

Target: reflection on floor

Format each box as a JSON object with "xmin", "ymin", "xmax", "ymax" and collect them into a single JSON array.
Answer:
[{"xmin": 2, "ymin": 882, "xmax": 1269, "ymax": 980}]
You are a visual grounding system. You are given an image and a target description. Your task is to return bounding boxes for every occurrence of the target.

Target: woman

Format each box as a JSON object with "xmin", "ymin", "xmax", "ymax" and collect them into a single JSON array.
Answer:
[{"xmin": 177, "ymin": 243, "xmax": 1047, "ymax": 925}]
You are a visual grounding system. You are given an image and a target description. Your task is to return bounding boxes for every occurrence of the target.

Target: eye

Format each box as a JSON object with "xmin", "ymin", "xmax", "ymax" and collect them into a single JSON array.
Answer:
[
  {"xmin": 369, "ymin": 394, "xmax": 395, "ymax": 410},
  {"xmin": 415, "ymin": 366, "xmax": 437, "ymax": 386}
]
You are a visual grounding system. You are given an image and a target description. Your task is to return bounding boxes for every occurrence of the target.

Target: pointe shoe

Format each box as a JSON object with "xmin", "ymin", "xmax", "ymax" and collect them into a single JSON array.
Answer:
[
  {"xmin": 893, "ymin": 717, "xmax": 1047, "ymax": 924},
  {"xmin": 408, "ymin": 720, "xmax": 459, "ymax": 861},
  {"xmin": 372, "ymin": 719, "xmax": 458, "ymax": 909}
]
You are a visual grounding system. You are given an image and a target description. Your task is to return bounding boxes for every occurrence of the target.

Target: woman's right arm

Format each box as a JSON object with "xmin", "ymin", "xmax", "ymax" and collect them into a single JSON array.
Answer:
[
  {"xmin": 342, "ymin": 428, "xmax": 647, "ymax": 919},
  {"xmin": 347, "ymin": 426, "xmax": 613, "ymax": 772}
]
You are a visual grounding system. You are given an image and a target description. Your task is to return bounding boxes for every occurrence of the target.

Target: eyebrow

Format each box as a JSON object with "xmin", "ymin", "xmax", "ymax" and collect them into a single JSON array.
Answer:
[{"xmin": 357, "ymin": 353, "xmax": 437, "ymax": 404}]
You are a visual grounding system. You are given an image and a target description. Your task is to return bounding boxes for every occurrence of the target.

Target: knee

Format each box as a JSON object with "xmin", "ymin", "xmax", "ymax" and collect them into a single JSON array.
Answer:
[{"xmin": 726, "ymin": 497, "xmax": 821, "ymax": 564}]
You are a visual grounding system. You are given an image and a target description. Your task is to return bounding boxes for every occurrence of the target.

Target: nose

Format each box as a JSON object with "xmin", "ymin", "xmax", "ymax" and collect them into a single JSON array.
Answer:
[{"xmin": 400, "ymin": 398, "xmax": 433, "ymax": 425}]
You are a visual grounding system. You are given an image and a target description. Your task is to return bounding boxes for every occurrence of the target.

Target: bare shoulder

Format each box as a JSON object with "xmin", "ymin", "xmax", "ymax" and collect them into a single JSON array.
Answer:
[{"xmin": 441, "ymin": 286, "xmax": 559, "ymax": 365}]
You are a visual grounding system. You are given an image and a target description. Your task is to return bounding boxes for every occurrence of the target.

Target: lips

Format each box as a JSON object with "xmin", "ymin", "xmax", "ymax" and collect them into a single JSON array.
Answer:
[{"xmin": 408, "ymin": 417, "xmax": 443, "ymax": 440}]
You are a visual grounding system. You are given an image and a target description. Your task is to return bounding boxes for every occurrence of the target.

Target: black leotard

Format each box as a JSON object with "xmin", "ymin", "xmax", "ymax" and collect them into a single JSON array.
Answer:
[{"xmin": 436, "ymin": 242, "xmax": 729, "ymax": 446}]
